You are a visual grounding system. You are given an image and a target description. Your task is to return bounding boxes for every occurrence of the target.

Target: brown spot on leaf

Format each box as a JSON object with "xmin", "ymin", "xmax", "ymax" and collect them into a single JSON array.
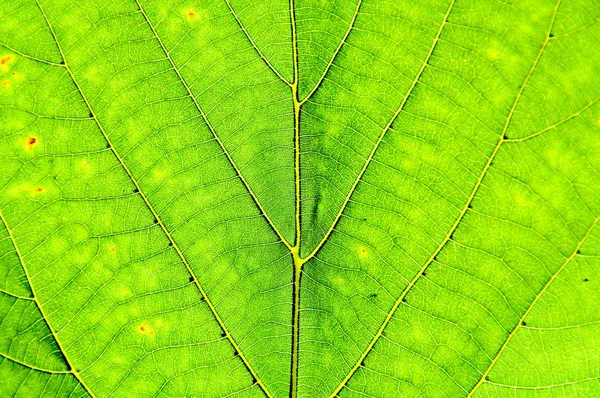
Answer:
[
  {"xmin": 26, "ymin": 136, "xmax": 38, "ymax": 151},
  {"xmin": 137, "ymin": 321, "xmax": 155, "ymax": 337},
  {"xmin": 182, "ymin": 8, "xmax": 199, "ymax": 21},
  {"xmin": 0, "ymin": 55, "xmax": 13, "ymax": 65},
  {"xmin": 2, "ymin": 80, "xmax": 10, "ymax": 87}
]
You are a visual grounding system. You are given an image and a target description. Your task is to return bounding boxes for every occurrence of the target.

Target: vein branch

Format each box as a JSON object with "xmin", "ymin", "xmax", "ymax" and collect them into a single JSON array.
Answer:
[
  {"xmin": 327, "ymin": 0, "xmax": 560, "ymax": 394},
  {"xmin": 467, "ymin": 213, "xmax": 600, "ymax": 396},
  {"xmin": 136, "ymin": 0, "xmax": 293, "ymax": 252},
  {"xmin": 223, "ymin": 0, "xmax": 293, "ymax": 87},
  {"xmin": 303, "ymin": 0, "xmax": 456, "ymax": 265},
  {"xmin": 35, "ymin": 1, "xmax": 275, "ymax": 395},
  {"xmin": 0, "ymin": 210, "xmax": 95, "ymax": 397},
  {"xmin": 298, "ymin": 0, "xmax": 363, "ymax": 105},
  {"xmin": 0, "ymin": 352, "xmax": 71, "ymax": 375},
  {"xmin": 505, "ymin": 94, "xmax": 600, "ymax": 143}
]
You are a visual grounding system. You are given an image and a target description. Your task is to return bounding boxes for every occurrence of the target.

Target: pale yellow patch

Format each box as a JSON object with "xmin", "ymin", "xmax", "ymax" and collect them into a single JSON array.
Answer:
[
  {"xmin": 358, "ymin": 246, "xmax": 369, "ymax": 260},
  {"xmin": 182, "ymin": 8, "xmax": 199, "ymax": 21},
  {"xmin": 0, "ymin": 55, "xmax": 14, "ymax": 73},
  {"xmin": 25, "ymin": 136, "xmax": 38, "ymax": 151},
  {"xmin": 487, "ymin": 48, "xmax": 500, "ymax": 59},
  {"xmin": 153, "ymin": 168, "xmax": 170, "ymax": 182},
  {"xmin": 137, "ymin": 321, "xmax": 155, "ymax": 337}
]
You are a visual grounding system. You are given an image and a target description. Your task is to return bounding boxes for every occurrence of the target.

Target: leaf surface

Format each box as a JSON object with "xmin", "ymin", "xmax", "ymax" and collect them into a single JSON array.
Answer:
[{"xmin": 1, "ymin": 0, "xmax": 600, "ymax": 397}]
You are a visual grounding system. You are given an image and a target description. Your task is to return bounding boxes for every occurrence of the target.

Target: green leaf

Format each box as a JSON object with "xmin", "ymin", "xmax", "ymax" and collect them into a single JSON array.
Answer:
[{"xmin": 1, "ymin": 0, "xmax": 599, "ymax": 396}]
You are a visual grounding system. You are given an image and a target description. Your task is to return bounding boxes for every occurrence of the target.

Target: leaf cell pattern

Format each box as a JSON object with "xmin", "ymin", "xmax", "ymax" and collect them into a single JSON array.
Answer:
[{"xmin": 1, "ymin": 0, "xmax": 600, "ymax": 397}]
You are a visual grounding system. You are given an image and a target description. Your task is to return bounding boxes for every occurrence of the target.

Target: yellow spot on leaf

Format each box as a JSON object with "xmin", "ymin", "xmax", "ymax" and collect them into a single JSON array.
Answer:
[
  {"xmin": 0, "ymin": 55, "xmax": 14, "ymax": 73},
  {"xmin": 0, "ymin": 55, "xmax": 13, "ymax": 65},
  {"xmin": 488, "ymin": 48, "xmax": 499, "ymax": 59},
  {"xmin": 153, "ymin": 168, "xmax": 169, "ymax": 182},
  {"xmin": 137, "ymin": 321, "xmax": 155, "ymax": 337},
  {"xmin": 25, "ymin": 136, "xmax": 38, "ymax": 151},
  {"xmin": 358, "ymin": 246, "xmax": 369, "ymax": 260},
  {"xmin": 182, "ymin": 8, "xmax": 198, "ymax": 21}
]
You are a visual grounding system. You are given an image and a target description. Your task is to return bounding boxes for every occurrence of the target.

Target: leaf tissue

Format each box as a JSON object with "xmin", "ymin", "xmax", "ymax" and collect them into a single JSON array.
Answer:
[{"xmin": 1, "ymin": 0, "xmax": 599, "ymax": 397}]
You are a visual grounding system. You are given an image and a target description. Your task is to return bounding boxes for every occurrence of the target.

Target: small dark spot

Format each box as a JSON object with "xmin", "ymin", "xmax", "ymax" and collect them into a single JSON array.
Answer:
[
  {"xmin": 583, "ymin": 278, "xmax": 589, "ymax": 282},
  {"xmin": 503, "ymin": 134, "xmax": 508, "ymax": 140},
  {"xmin": 521, "ymin": 321, "xmax": 527, "ymax": 326},
  {"xmin": 221, "ymin": 332, "xmax": 226, "ymax": 338},
  {"xmin": 576, "ymin": 250, "xmax": 581, "ymax": 255},
  {"xmin": 106, "ymin": 144, "xmax": 111, "ymax": 149},
  {"xmin": 28, "ymin": 137, "xmax": 37, "ymax": 145},
  {"xmin": 468, "ymin": 204, "xmax": 472, "ymax": 209},
  {"xmin": 154, "ymin": 219, "xmax": 158, "ymax": 224},
  {"xmin": 549, "ymin": 33, "xmax": 554, "ymax": 38},
  {"xmin": 252, "ymin": 377, "xmax": 257, "ymax": 384},
  {"xmin": 89, "ymin": 112, "xmax": 93, "ymax": 118},
  {"xmin": 449, "ymin": 233, "xmax": 454, "ymax": 240},
  {"xmin": 168, "ymin": 242, "xmax": 173, "ymax": 247},
  {"xmin": 60, "ymin": 61, "xmax": 65, "ymax": 65},
  {"xmin": 401, "ymin": 298, "xmax": 407, "ymax": 303},
  {"xmin": 200, "ymin": 296, "xmax": 205, "ymax": 301},
  {"xmin": 360, "ymin": 360, "xmax": 365, "ymax": 367},
  {"xmin": 234, "ymin": 350, "xmax": 239, "ymax": 356},
  {"xmin": 362, "ymin": 218, "xmax": 367, "ymax": 222},
  {"xmin": 485, "ymin": 376, "xmax": 490, "ymax": 381},
  {"xmin": 134, "ymin": 188, "xmax": 139, "ymax": 193},
  {"xmin": 188, "ymin": 276, "xmax": 194, "ymax": 282},
  {"xmin": 422, "ymin": 271, "xmax": 426, "ymax": 277},
  {"xmin": 367, "ymin": 292, "xmax": 378, "ymax": 299}
]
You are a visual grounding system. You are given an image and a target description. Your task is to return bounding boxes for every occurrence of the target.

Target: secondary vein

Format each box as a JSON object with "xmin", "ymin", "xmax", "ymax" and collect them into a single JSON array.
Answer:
[
  {"xmin": 35, "ymin": 0, "xmax": 274, "ymax": 395},
  {"xmin": 328, "ymin": 0, "xmax": 561, "ymax": 394},
  {"xmin": 0, "ymin": 210, "xmax": 96, "ymax": 396},
  {"xmin": 302, "ymin": 0, "xmax": 456, "ymax": 264},
  {"xmin": 467, "ymin": 213, "xmax": 599, "ymax": 396},
  {"xmin": 136, "ymin": 0, "xmax": 293, "ymax": 252}
]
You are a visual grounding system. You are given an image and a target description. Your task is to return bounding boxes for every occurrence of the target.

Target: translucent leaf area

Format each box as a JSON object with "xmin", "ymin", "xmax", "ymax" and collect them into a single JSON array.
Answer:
[{"xmin": 1, "ymin": 0, "xmax": 600, "ymax": 397}]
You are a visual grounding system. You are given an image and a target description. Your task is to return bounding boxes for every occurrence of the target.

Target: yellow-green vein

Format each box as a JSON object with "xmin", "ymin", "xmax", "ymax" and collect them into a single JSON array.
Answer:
[
  {"xmin": 35, "ymin": 1, "xmax": 274, "ymax": 396},
  {"xmin": 298, "ymin": 0, "xmax": 363, "ymax": 105},
  {"xmin": 0, "ymin": 352, "xmax": 71, "ymax": 375},
  {"xmin": 467, "ymin": 213, "xmax": 600, "ymax": 396},
  {"xmin": 223, "ymin": 0, "xmax": 293, "ymax": 87},
  {"xmin": 327, "ymin": 0, "xmax": 560, "ymax": 394},
  {"xmin": 135, "ymin": 0, "xmax": 293, "ymax": 252},
  {"xmin": 303, "ymin": 0, "xmax": 457, "ymax": 264},
  {"xmin": 0, "ymin": 210, "xmax": 96, "ymax": 397}
]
